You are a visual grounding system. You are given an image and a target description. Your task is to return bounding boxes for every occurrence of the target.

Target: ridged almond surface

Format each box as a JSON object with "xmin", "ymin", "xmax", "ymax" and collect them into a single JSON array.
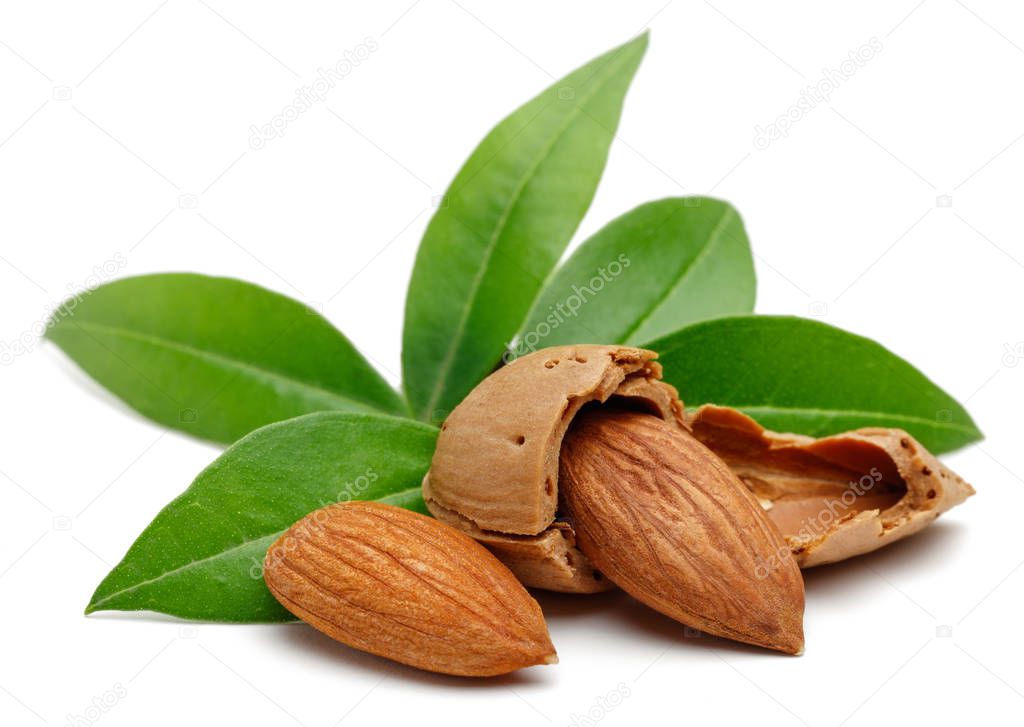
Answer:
[
  {"xmin": 559, "ymin": 409, "xmax": 805, "ymax": 654},
  {"xmin": 264, "ymin": 501, "xmax": 557, "ymax": 676}
]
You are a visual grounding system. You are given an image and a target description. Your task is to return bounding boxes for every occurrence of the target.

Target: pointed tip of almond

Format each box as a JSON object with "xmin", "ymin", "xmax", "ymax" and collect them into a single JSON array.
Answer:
[
  {"xmin": 760, "ymin": 611, "xmax": 805, "ymax": 655},
  {"xmin": 779, "ymin": 636, "xmax": 805, "ymax": 656},
  {"xmin": 729, "ymin": 624, "xmax": 804, "ymax": 655},
  {"xmin": 541, "ymin": 651, "xmax": 559, "ymax": 665},
  {"xmin": 769, "ymin": 627, "xmax": 804, "ymax": 655}
]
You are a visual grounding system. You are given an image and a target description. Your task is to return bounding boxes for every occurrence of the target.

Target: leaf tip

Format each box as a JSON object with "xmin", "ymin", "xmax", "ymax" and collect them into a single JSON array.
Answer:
[
  {"xmin": 952, "ymin": 420, "xmax": 985, "ymax": 452},
  {"xmin": 41, "ymin": 309, "xmax": 63, "ymax": 340},
  {"xmin": 628, "ymin": 29, "xmax": 650, "ymax": 53}
]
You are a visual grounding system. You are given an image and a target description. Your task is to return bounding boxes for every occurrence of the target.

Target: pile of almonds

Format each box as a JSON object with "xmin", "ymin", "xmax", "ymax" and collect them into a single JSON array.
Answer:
[{"xmin": 263, "ymin": 345, "xmax": 973, "ymax": 676}]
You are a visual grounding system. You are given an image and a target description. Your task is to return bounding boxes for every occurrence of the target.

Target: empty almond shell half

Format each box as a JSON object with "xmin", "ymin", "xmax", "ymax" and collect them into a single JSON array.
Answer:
[
  {"xmin": 687, "ymin": 405, "xmax": 975, "ymax": 567},
  {"xmin": 423, "ymin": 344, "xmax": 686, "ymax": 593}
]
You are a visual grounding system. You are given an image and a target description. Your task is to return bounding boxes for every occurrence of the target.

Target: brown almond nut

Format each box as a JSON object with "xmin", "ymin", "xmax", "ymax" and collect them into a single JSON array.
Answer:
[
  {"xmin": 686, "ymin": 405, "xmax": 975, "ymax": 567},
  {"xmin": 424, "ymin": 344, "xmax": 685, "ymax": 593},
  {"xmin": 560, "ymin": 408, "xmax": 806, "ymax": 655},
  {"xmin": 263, "ymin": 501, "xmax": 557, "ymax": 677}
]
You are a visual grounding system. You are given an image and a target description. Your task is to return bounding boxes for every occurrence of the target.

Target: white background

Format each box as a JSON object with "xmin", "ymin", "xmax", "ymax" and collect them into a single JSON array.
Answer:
[{"xmin": 2, "ymin": 1, "xmax": 1023, "ymax": 725}]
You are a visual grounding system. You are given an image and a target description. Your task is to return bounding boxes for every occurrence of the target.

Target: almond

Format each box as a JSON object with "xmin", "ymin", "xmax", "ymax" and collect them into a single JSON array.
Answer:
[
  {"xmin": 263, "ymin": 501, "xmax": 557, "ymax": 677},
  {"xmin": 559, "ymin": 408, "xmax": 806, "ymax": 654}
]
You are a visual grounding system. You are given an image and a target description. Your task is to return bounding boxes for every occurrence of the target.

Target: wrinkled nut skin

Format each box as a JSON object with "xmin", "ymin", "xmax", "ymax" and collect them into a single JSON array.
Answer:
[
  {"xmin": 263, "ymin": 501, "xmax": 557, "ymax": 677},
  {"xmin": 687, "ymin": 405, "xmax": 975, "ymax": 567},
  {"xmin": 560, "ymin": 409, "xmax": 806, "ymax": 655},
  {"xmin": 424, "ymin": 344, "xmax": 685, "ymax": 593}
]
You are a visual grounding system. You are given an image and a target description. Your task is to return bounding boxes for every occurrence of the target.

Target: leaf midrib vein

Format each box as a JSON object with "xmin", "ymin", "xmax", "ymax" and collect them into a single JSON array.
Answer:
[
  {"xmin": 88, "ymin": 532, "xmax": 282, "ymax": 611},
  {"xmin": 725, "ymin": 404, "xmax": 978, "ymax": 435},
  {"xmin": 420, "ymin": 48, "xmax": 637, "ymax": 419},
  {"xmin": 65, "ymin": 320, "xmax": 379, "ymax": 413},
  {"xmin": 87, "ymin": 487, "xmax": 424, "ymax": 611},
  {"xmin": 622, "ymin": 205, "xmax": 736, "ymax": 343}
]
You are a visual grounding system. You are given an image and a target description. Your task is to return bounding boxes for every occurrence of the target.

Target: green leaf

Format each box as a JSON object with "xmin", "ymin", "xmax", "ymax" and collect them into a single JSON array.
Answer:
[
  {"xmin": 46, "ymin": 273, "xmax": 407, "ymax": 444},
  {"xmin": 85, "ymin": 412, "xmax": 437, "ymax": 622},
  {"xmin": 403, "ymin": 33, "xmax": 649, "ymax": 423},
  {"xmin": 647, "ymin": 315, "xmax": 982, "ymax": 453},
  {"xmin": 514, "ymin": 197, "xmax": 754, "ymax": 354}
]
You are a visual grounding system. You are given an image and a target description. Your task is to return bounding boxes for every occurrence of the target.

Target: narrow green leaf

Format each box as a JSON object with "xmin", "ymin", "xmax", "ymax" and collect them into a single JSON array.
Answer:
[
  {"xmin": 403, "ymin": 33, "xmax": 649, "ymax": 423},
  {"xmin": 85, "ymin": 412, "xmax": 437, "ymax": 621},
  {"xmin": 46, "ymin": 273, "xmax": 407, "ymax": 444},
  {"xmin": 647, "ymin": 316, "xmax": 982, "ymax": 453},
  {"xmin": 514, "ymin": 197, "xmax": 754, "ymax": 354}
]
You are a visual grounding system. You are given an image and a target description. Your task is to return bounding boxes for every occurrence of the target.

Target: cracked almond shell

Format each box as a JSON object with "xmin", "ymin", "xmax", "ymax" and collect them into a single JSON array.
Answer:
[
  {"xmin": 687, "ymin": 405, "xmax": 975, "ymax": 567},
  {"xmin": 423, "ymin": 344, "xmax": 685, "ymax": 593}
]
